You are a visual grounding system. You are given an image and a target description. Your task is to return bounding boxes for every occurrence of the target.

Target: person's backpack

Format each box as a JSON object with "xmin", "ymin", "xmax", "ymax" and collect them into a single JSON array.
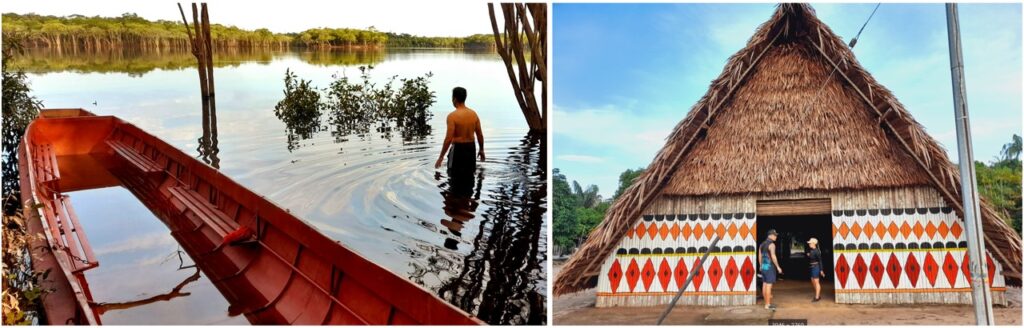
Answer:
[{"xmin": 759, "ymin": 243, "xmax": 772, "ymax": 271}]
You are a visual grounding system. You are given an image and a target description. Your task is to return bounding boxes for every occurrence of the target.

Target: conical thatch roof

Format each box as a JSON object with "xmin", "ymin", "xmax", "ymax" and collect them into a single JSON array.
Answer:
[{"xmin": 555, "ymin": 3, "xmax": 1022, "ymax": 296}]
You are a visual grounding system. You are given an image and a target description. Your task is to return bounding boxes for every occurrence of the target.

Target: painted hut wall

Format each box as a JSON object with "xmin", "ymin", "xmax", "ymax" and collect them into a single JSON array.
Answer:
[
  {"xmin": 596, "ymin": 195, "xmax": 758, "ymax": 307},
  {"xmin": 828, "ymin": 188, "xmax": 1008, "ymax": 305},
  {"xmin": 595, "ymin": 186, "xmax": 1006, "ymax": 307}
]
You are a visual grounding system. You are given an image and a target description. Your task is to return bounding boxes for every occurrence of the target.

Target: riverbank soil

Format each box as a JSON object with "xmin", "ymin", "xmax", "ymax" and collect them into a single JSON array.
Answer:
[{"xmin": 553, "ymin": 261, "xmax": 1023, "ymax": 325}]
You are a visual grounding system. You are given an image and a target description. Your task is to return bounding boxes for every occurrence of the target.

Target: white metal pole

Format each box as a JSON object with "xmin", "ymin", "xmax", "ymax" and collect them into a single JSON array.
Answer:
[{"xmin": 945, "ymin": 3, "xmax": 995, "ymax": 325}]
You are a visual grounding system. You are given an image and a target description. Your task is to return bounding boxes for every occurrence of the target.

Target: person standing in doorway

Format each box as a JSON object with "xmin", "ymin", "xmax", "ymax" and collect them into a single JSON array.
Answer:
[
  {"xmin": 435, "ymin": 87, "xmax": 485, "ymax": 171},
  {"xmin": 806, "ymin": 237, "xmax": 825, "ymax": 302},
  {"xmin": 758, "ymin": 229, "xmax": 782, "ymax": 310}
]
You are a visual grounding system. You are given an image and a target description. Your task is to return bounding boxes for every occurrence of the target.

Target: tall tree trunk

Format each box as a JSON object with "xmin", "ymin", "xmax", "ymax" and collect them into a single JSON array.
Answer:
[{"xmin": 488, "ymin": 3, "xmax": 546, "ymax": 132}]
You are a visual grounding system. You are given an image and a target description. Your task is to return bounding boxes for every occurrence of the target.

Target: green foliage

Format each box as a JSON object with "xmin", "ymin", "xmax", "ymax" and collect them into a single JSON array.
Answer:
[
  {"xmin": 553, "ymin": 167, "xmax": 638, "ymax": 254},
  {"xmin": 613, "ymin": 167, "xmax": 645, "ymax": 200},
  {"xmin": 2, "ymin": 37, "xmax": 41, "ymax": 214},
  {"xmin": 2, "ymin": 13, "xmax": 496, "ymax": 51},
  {"xmin": 273, "ymin": 66, "xmax": 435, "ymax": 151},
  {"xmin": 274, "ymin": 68, "xmax": 322, "ymax": 151},
  {"xmin": 2, "ymin": 12, "xmax": 292, "ymax": 50},
  {"xmin": 385, "ymin": 33, "xmax": 494, "ymax": 49},
  {"xmin": 976, "ymin": 134, "xmax": 1022, "ymax": 235}
]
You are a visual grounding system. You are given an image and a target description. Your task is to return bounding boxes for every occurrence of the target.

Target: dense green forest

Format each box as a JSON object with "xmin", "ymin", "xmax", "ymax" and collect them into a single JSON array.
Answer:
[
  {"xmin": 1, "ymin": 13, "xmax": 495, "ymax": 51},
  {"xmin": 553, "ymin": 135, "xmax": 1024, "ymax": 255}
]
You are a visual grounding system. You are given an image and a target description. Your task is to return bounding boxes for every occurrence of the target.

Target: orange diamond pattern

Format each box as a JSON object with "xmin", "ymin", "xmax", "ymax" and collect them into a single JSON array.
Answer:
[
  {"xmin": 862, "ymin": 222, "xmax": 874, "ymax": 239},
  {"xmin": 715, "ymin": 223, "xmax": 726, "ymax": 238},
  {"xmin": 681, "ymin": 223, "xmax": 692, "ymax": 240},
  {"xmin": 635, "ymin": 222, "xmax": 646, "ymax": 239},
  {"xmin": 739, "ymin": 223, "xmax": 749, "ymax": 240},
  {"xmin": 647, "ymin": 223, "xmax": 659, "ymax": 240},
  {"xmin": 913, "ymin": 222, "xmax": 924, "ymax": 239},
  {"xmin": 851, "ymin": 221, "xmax": 862, "ymax": 239},
  {"xmin": 875, "ymin": 222, "xmax": 886, "ymax": 239},
  {"xmin": 900, "ymin": 222, "xmax": 912, "ymax": 239},
  {"xmin": 727, "ymin": 222, "xmax": 738, "ymax": 239},
  {"xmin": 937, "ymin": 222, "xmax": 949, "ymax": 239},
  {"xmin": 670, "ymin": 223, "xmax": 680, "ymax": 240},
  {"xmin": 832, "ymin": 223, "xmax": 837, "ymax": 238},
  {"xmin": 839, "ymin": 222, "xmax": 850, "ymax": 239},
  {"xmin": 950, "ymin": 221, "xmax": 963, "ymax": 240},
  {"xmin": 704, "ymin": 223, "xmax": 716, "ymax": 240},
  {"xmin": 888, "ymin": 222, "xmax": 899, "ymax": 239},
  {"xmin": 925, "ymin": 222, "xmax": 937, "ymax": 239},
  {"xmin": 692, "ymin": 223, "xmax": 704, "ymax": 241}
]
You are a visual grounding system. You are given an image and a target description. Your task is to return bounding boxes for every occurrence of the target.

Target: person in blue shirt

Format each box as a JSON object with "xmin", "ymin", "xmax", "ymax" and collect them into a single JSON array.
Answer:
[{"xmin": 758, "ymin": 229, "xmax": 782, "ymax": 310}]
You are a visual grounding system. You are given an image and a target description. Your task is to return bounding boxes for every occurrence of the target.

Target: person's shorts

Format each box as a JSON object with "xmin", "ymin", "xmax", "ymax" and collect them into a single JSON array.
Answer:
[
  {"xmin": 810, "ymin": 264, "xmax": 822, "ymax": 279},
  {"xmin": 761, "ymin": 268, "xmax": 777, "ymax": 284}
]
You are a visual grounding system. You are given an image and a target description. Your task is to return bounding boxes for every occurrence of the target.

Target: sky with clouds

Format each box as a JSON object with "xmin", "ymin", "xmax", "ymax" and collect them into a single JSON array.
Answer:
[
  {"xmin": 1, "ymin": 0, "xmax": 494, "ymax": 36},
  {"xmin": 553, "ymin": 3, "xmax": 1023, "ymax": 198}
]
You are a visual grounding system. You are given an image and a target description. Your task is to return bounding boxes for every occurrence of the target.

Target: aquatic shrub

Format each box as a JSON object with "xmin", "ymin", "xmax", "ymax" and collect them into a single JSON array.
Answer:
[
  {"xmin": 275, "ymin": 65, "xmax": 435, "ymax": 150},
  {"xmin": 273, "ymin": 68, "xmax": 322, "ymax": 151}
]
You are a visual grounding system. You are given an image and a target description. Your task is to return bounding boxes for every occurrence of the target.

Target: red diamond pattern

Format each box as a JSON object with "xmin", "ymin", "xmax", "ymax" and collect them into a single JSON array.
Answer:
[
  {"xmin": 641, "ymin": 259, "xmax": 656, "ymax": 291},
  {"xmin": 708, "ymin": 257, "xmax": 723, "ymax": 291},
  {"xmin": 869, "ymin": 253, "xmax": 885, "ymax": 288},
  {"xmin": 942, "ymin": 252, "xmax": 959, "ymax": 287},
  {"xmin": 608, "ymin": 260, "xmax": 623, "ymax": 293},
  {"xmin": 741, "ymin": 257, "xmax": 755, "ymax": 290},
  {"xmin": 691, "ymin": 260, "xmax": 705, "ymax": 291},
  {"xmin": 987, "ymin": 254, "xmax": 996, "ymax": 287},
  {"xmin": 962, "ymin": 254, "xmax": 971, "ymax": 284},
  {"xmin": 836, "ymin": 254, "xmax": 851, "ymax": 288},
  {"xmin": 724, "ymin": 257, "xmax": 740, "ymax": 291},
  {"xmin": 852, "ymin": 254, "xmax": 868, "ymax": 288},
  {"xmin": 923, "ymin": 253, "xmax": 939, "ymax": 287},
  {"xmin": 674, "ymin": 258, "xmax": 689, "ymax": 290},
  {"xmin": 658, "ymin": 258, "xmax": 672, "ymax": 291},
  {"xmin": 886, "ymin": 253, "xmax": 902, "ymax": 287},
  {"xmin": 905, "ymin": 253, "xmax": 921, "ymax": 287},
  {"xmin": 626, "ymin": 259, "xmax": 641, "ymax": 292}
]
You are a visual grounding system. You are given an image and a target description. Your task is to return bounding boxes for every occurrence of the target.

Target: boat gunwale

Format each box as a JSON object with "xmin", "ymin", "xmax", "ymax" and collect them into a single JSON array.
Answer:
[{"xmin": 19, "ymin": 120, "xmax": 101, "ymax": 325}]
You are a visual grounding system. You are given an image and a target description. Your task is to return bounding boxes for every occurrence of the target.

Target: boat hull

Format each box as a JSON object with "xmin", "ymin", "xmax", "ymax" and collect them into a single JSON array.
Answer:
[{"xmin": 18, "ymin": 109, "xmax": 482, "ymax": 325}]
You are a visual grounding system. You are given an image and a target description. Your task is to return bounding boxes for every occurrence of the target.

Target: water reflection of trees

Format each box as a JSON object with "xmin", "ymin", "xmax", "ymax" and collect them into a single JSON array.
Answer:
[
  {"xmin": 407, "ymin": 132, "xmax": 547, "ymax": 325},
  {"xmin": 8, "ymin": 48, "xmax": 392, "ymax": 77},
  {"xmin": 274, "ymin": 66, "xmax": 435, "ymax": 152}
]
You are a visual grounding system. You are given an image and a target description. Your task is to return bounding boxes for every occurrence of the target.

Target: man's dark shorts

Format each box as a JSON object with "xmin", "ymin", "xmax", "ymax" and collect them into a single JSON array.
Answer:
[{"xmin": 761, "ymin": 267, "xmax": 777, "ymax": 284}]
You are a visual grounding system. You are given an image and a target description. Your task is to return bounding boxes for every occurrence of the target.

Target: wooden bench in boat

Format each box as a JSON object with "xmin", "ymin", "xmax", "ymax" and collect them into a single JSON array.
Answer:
[
  {"xmin": 106, "ymin": 139, "xmax": 163, "ymax": 173},
  {"xmin": 41, "ymin": 194, "xmax": 98, "ymax": 273},
  {"xmin": 168, "ymin": 185, "xmax": 244, "ymax": 240},
  {"xmin": 33, "ymin": 143, "xmax": 60, "ymax": 184}
]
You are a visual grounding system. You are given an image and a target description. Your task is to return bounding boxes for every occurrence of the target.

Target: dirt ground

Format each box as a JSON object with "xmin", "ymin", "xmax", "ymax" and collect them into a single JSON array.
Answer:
[{"xmin": 553, "ymin": 261, "xmax": 1023, "ymax": 325}]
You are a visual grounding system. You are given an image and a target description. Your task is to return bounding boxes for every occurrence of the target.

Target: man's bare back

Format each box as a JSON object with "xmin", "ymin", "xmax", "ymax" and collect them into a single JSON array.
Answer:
[
  {"xmin": 447, "ymin": 107, "xmax": 481, "ymax": 144},
  {"xmin": 436, "ymin": 87, "xmax": 485, "ymax": 169}
]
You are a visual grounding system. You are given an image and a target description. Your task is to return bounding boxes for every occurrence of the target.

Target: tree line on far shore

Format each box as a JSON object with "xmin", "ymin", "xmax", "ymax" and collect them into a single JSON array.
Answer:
[
  {"xmin": 1, "ymin": 12, "xmax": 495, "ymax": 51},
  {"xmin": 553, "ymin": 135, "xmax": 1023, "ymax": 256}
]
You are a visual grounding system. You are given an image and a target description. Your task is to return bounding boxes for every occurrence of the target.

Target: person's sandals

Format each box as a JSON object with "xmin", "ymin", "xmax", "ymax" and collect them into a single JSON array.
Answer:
[
  {"xmin": 765, "ymin": 304, "xmax": 777, "ymax": 311},
  {"xmin": 812, "ymin": 297, "xmax": 821, "ymax": 302}
]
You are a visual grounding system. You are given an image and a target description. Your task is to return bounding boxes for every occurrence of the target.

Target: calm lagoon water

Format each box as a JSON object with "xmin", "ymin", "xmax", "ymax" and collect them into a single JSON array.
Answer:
[{"xmin": 17, "ymin": 48, "xmax": 547, "ymax": 325}]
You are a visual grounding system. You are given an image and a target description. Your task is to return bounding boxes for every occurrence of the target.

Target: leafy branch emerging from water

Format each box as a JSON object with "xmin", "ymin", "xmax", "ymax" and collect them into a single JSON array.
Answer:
[{"xmin": 274, "ymin": 66, "xmax": 435, "ymax": 151}]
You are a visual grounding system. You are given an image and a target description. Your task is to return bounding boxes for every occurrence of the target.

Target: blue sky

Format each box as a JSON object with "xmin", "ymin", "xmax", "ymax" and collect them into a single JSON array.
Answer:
[{"xmin": 553, "ymin": 3, "xmax": 1023, "ymax": 197}]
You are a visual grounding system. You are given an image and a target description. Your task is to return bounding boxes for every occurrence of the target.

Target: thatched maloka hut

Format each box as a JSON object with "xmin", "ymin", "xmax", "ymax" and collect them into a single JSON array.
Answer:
[{"xmin": 554, "ymin": 4, "xmax": 1022, "ymax": 307}]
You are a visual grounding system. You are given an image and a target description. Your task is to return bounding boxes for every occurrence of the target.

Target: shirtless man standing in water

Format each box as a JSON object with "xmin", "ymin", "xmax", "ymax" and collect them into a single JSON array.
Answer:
[{"xmin": 435, "ymin": 87, "xmax": 485, "ymax": 171}]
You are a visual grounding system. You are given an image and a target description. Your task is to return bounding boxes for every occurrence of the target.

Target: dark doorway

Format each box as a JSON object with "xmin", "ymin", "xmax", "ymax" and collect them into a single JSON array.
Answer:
[{"xmin": 755, "ymin": 214, "xmax": 834, "ymax": 281}]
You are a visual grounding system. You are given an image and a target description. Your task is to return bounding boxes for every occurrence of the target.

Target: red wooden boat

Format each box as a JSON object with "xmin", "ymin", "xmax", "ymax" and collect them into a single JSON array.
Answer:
[{"xmin": 18, "ymin": 108, "xmax": 483, "ymax": 325}]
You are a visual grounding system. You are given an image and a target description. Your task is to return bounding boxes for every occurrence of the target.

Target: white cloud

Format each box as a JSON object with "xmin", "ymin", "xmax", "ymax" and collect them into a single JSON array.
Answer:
[
  {"xmin": 93, "ymin": 233, "xmax": 176, "ymax": 256},
  {"xmin": 557, "ymin": 154, "xmax": 605, "ymax": 163}
]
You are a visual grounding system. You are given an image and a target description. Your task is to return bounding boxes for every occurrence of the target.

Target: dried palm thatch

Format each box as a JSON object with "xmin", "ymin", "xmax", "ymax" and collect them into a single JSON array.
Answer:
[{"xmin": 554, "ymin": 3, "xmax": 1023, "ymax": 296}]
